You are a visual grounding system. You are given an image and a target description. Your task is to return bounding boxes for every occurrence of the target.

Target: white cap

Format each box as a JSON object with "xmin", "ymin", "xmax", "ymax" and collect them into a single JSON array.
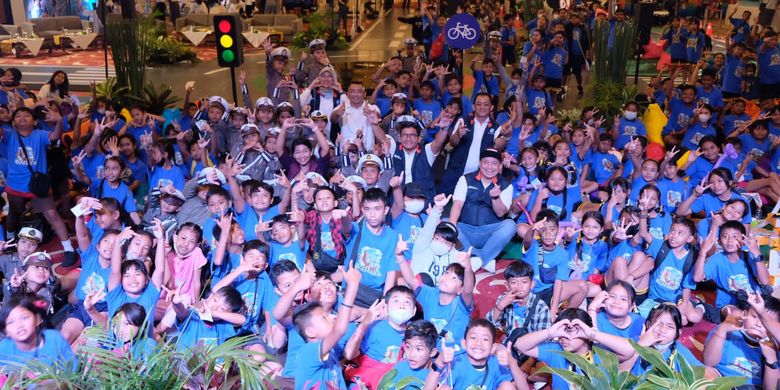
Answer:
[
  {"xmin": 209, "ymin": 96, "xmax": 229, "ymax": 112},
  {"xmin": 255, "ymin": 97, "xmax": 274, "ymax": 108},
  {"xmin": 344, "ymin": 175, "xmax": 368, "ymax": 190},
  {"xmin": 308, "ymin": 38, "xmax": 326, "ymax": 50},
  {"xmin": 199, "ymin": 167, "xmax": 227, "ymax": 185},
  {"xmin": 357, "ymin": 154, "xmax": 383, "ymax": 172},
  {"xmin": 403, "ymin": 37, "xmax": 417, "ymax": 45},
  {"xmin": 18, "ymin": 227, "xmax": 43, "ymax": 243},
  {"xmin": 271, "ymin": 47, "xmax": 291, "ymax": 59}
]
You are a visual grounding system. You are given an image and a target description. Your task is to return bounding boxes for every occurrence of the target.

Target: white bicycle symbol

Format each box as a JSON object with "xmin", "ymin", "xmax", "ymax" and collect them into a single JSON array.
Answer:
[{"xmin": 447, "ymin": 22, "xmax": 477, "ymax": 40}]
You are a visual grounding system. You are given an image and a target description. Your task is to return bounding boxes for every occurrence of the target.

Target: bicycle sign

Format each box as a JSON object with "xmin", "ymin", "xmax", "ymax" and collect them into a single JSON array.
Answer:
[{"xmin": 444, "ymin": 13, "xmax": 481, "ymax": 49}]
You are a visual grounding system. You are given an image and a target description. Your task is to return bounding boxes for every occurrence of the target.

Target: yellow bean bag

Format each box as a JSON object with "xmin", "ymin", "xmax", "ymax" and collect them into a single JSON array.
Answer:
[{"xmin": 642, "ymin": 103, "xmax": 667, "ymax": 145}]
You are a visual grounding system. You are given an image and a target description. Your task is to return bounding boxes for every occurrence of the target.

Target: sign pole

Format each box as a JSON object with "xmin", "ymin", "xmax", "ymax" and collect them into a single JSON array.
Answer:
[{"xmin": 230, "ymin": 66, "xmax": 238, "ymax": 104}]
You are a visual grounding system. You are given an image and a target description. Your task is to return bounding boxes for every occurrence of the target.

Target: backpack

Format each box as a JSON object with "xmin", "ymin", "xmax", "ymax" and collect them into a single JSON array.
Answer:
[{"xmin": 653, "ymin": 241, "xmax": 696, "ymax": 277}]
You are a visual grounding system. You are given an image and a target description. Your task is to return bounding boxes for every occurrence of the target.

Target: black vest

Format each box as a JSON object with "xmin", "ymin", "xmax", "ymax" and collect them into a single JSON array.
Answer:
[
  {"xmin": 459, "ymin": 172, "xmax": 509, "ymax": 226},
  {"xmin": 393, "ymin": 147, "xmax": 435, "ymax": 200}
]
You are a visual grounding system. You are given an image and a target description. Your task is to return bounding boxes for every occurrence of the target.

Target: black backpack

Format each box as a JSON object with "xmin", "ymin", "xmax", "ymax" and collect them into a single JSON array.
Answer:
[{"xmin": 652, "ymin": 241, "xmax": 697, "ymax": 279}]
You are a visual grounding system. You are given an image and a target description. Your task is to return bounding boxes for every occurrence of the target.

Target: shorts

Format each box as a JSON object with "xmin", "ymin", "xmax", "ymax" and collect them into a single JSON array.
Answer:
[
  {"xmin": 536, "ymin": 287, "xmax": 554, "ymax": 306},
  {"xmin": 545, "ymin": 77, "xmax": 562, "ymax": 89},
  {"xmin": 760, "ymin": 82, "xmax": 780, "ymax": 100},
  {"xmin": 7, "ymin": 191, "xmax": 56, "ymax": 213},
  {"xmin": 67, "ymin": 301, "xmax": 107, "ymax": 326},
  {"xmin": 634, "ymin": 290, "xmax": 649, "ymax": 306},
  {"xmin": 670, "ymin": 59, "xmax": 688, "ymax": 65}
]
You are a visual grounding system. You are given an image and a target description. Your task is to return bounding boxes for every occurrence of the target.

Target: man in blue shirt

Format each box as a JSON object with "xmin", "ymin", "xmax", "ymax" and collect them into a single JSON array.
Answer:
[
  {"xmin": 542, "ymin": 31, "xmax": 569, "ymax": 100},
  {"xmin": 758, "ymin": 31, "xmax": 780, "ymax": 100},
  {"xmin": 728, "ymin": 9, "xmax": 753, "ymax": 45}
]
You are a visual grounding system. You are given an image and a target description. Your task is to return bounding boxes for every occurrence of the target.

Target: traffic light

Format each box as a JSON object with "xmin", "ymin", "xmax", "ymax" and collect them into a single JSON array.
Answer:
[{"xmin": 214, "ymin": 15, "xmax": 243, "ymax": 67}]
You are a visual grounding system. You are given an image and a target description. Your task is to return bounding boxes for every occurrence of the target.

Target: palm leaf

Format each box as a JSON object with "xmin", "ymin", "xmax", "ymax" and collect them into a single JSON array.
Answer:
[
  {"xmin": 629, "ymin": 340, "xmax": 676, "ymax": 379},
  {"xmin": 538, "ymin": 365, "xmax": 595, "ymax": 390}
]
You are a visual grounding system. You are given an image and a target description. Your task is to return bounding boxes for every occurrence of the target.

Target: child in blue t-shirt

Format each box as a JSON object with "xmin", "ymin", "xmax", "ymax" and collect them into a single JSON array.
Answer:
[
  {"xmin": 379, "ymin": 320, "xmax": 439, "ymax": 388},
  {"xmin": 582, "ymin": 133, "xmax": 622, "ymax": 190},
  {"xmin": 292, "ymin": 264, "xmax": 361, "ymax": 390},
  {"xmin": 527, "ymin": 166, "xmax": 582, "ymax": 223},
  {"xmin": 343, "ymin": 286, "xmax": 416, "ymax": 389},
  {"xmin": 721, "ymin": 98, "xmax": 751, "ymax": 134},
  {"xmin": 268, "ymin": 214, "xmax": 308, "ymax": 271},
  {"xmin": 681, "ymin": 104, "xmax": 717, "ymax": 151},
  {"xmin": 662, "ymin": 85, "xmax": 697, "ymax": 146},
  {"xmin": 73, "ymin": 155, "xmax": 141, "ymax": 225},
  {"xmin": 677, "ymin": 167, "xmax": 752, "ymax": 225},
  {"xmin": 657, "ymin": 152, "xmax": 686, "ymax": 213},
  {"xmin": 631, "ymin": 304, "xmax": 705, "ymax": 377},
  {"xmin": 0, "ymin": 295, "xmax": 77, "ymax": 375},
  {"xmin": 436, "ymin": 319, "xmax": 523, "ymax": 389},
  {"xmin": 514, "ymin": 308, "xmax": 636, "ymax": 390},
  {"xmin": 612, "ymin": 102, "xmax": 647, "ymax": 150},
  {"xmin": 694, "ymin": 221, "xmax": 770, "ymax": 319},
  {"xmin": 738, "ymin": 120, "xmax": 773, "ymax": 160},
  {"xmin": 525, "ymin": 74, "xmax": 553, "ymax": 117},
  {"xmin": 146, "ymin": 140, "xmax": 186, "ymax": 190},
  {"xmin": 397, "ymin": 237, "xmax": 474, "ymax": 347},
  {"xmin": 588, "ymin": 280, "xmax": 644, "ymax": 339},
  {"xmin": 704, "ymin": 306, "xmax": 780, "ymax": 386},
  {"xmin": 229, "ymin": 176, "xmax": 290, "ymax": 242},
  {"xmin": 565, "ymin": 211, "xmax": 608, "ymax": 296},
  {"xmin": 169, "ymin": 285, "xmax": 246, "ymax": 351},
  {"xmin": 522, "ymin": 210, "xmax": 584, "ymax": 319},
  {"xmin": 389, "ymin": 180, "xmax": 430, "ymax": 261}
]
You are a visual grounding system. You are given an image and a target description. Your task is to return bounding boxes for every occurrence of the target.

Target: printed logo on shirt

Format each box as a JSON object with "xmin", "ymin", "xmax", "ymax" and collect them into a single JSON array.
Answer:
[
  {"xmin": 731, "ymin": 357, "xmax": 759, "ymax": 377},
  {"xmin": 175, "ymin": 152, "xmax": 184, "ymax": 166},
  {"xmin": 14, "ymin": 146, "xmax": 35, "ymax": 165},
  {"xmin": 356, "ymin": 247, "xmax": 383, "ymax": 276},
  {"xmin": 771, "ymin": 54, "xmax": 780, "ymax": 66},
  {"xmin": 573, "ymin": 30, "xmax": 580, "ymax": 41},
  {"xmin": 278, "ymin": 252, "xmax": 298, "ymax": 264},
  {"xmin": 690, "ymin": 132, "xmax": 705, "ymax": 146},
  {"xmin": 676, "ymin": 114, "xmax": 691, "ymax": 128},
  {"xmin": 601, "ymin": 159, "xmax": 616, "ymax": 173},
  {"xmin": 552, "ymin": 53, "xmax": 563, "ymax": 66},
  {"xmin": 382, "ymin": 345, "xmax": 401, "ymax": 363},
  {"xmin": 320, "ymin": 232, "xmax": 335, "ymax": 251},
  {"xmin": 533, "ymin": 96, "xmax": 546, "ymax": 108},
  {"xmin": 667, "ymin": 191, "xmax": 682, "ymax": 207},
  {"xmin": 157, "ymin": 178, "xmax": 174, "ymax": 188},
  {"xmin": 686, "ymin": 37, "xmax": 699, "ymax": 48},
  {"xmin": 431, "ymin": 318, "xmax": 455, "ymax": 343},
  {"xmin": 728, "ymin": 274, "xmax": 753, "ymax": 293},
  {"xmin": 465, "ymin": 385, "xmax": 487, "ymax": 390},
  {"xmin": 421, "ymin": 110, "xmax": 433, "ymax": 123},
  {"xmin": 746, "ymin": 148, "xmax": 765, "ymax": 160},
  {"xmin": 547, "ymin": 204, "xmax": 563, "ymax": 216},
  {"xmin": 733, "ymin": 120, "xmax": 745, "ymax": 129},
  {"xmin": 408, "ymin": 226, "xmax": 422, "ymax": 244},
  {"xmin": 569, "ymin": 253, "xmax": 591, "ymax": 273},
  {"xmin": 699, "ymin": 97, "xmax": 710, "ymax": 105},
  {"xmin": 200, "ymin": 337, "xmax": 218, "ymax": 346},
  {"xmin": 82, "ymin": 273, "xmax": 106, "ymax": 298},
  {"xmin": 657, "ymin": 266, "xmax": 683, "ymax": 290},
  {"xmin": 650, "ymin": 227, "xmax": 664, "ymax": 240},
  {"xmin": 243, "ymin": 292, "xmax": 257, "ymax": 317},
  {"xmin": 623, "ymin": 126, "xmax": 637, "ymax": 136},
  {"xmin": 96, "ymin": 166, "xmax": 105, "ymax": 180}
]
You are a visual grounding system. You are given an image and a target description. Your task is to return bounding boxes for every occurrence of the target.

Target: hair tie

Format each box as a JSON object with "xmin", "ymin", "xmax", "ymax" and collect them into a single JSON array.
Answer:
[{"xmin": 33, "ymin": 300, "xmax": 47, "ymax": 309}]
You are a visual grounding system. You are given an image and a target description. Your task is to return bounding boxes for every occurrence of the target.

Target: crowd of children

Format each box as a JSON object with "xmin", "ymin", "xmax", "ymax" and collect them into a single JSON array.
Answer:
[{"xmin": 0, "ymin": 0, "xmax": 779, "ymax": 388}]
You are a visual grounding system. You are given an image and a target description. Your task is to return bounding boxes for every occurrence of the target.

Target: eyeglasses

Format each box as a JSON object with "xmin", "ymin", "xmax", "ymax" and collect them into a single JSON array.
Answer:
[{"xmin": 400, "ymin": 133, "xmax": 418, "ymax": 139}]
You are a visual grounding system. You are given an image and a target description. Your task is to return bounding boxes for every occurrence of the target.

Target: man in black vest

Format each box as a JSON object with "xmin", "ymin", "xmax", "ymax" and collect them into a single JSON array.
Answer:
[
  {"xmin": 391, "ymin": 115, "xmax": 447, "ymax": 200},
  {"xmin": 449, "ymin": 148, "xmax": 515, "ymax": 273},
  {"xmin": 439, "ymin": 93, "xmax": 501, "ymax": 195}
]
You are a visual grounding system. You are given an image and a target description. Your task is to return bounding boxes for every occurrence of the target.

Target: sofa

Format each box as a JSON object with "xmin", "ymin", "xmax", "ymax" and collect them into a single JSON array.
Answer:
[
  {"xmin": 23, "ymin": 16, "xmax": 88, "ymax": 39},
  {"xmin": 247, "ymin": 14, "xmax": 303, "ymax": 39}
]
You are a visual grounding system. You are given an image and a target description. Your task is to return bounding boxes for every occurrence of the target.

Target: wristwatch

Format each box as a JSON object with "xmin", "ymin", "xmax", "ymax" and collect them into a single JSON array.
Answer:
[{"xmin": 766, "ymin": 360, "xmax": 779, "ymax": 370}]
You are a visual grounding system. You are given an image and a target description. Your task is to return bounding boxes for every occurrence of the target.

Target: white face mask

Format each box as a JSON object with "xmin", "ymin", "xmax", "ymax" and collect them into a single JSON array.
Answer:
[
  {"xmin": 388, "ymin": 307, "xmax": 414, "ymax": 325},
  {"xmin": 430, "ymin": 240, "xmax": 452, "ymax": 256},
  {"xmin": 97, "ymin": 108, "xmax": 106, "ymax": 115},
  {"xmin": 623, "ymin": 111, "xmax": 637, "ymax": 120},
  {"xmin": 653, "ymin": 340, "xmax": 674, "ymax": 352},
  {"xmin": 404, "ymin": 199, "xmax": 425, "ymax": 214},
  {"xmin": 699, "ymin": 114, "xmax": 711, "ymax": 123}
]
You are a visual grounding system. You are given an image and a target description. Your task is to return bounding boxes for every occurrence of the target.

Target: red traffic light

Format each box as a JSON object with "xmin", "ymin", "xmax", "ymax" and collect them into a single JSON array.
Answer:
[{"xmin": 218, "ymin": 20, "xmax": 231, "ymax": 34}]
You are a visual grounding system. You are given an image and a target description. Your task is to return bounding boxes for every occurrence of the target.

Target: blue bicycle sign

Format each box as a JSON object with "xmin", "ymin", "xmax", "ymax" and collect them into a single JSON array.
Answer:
[{"xmin": 444, "ymin": 13, "xmax": 481, "ymax": 49}]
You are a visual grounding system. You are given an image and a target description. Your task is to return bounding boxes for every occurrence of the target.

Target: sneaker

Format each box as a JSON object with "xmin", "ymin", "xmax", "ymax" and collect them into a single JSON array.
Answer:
[
  {"xmin": 61, "ymin": 250, "xmax": 79, "ymax": 267},
  {"xmin": 577, "ymin": 85, "xmax": 584, "ymax": 97},
  {"xmin": 482, "ymin": 259, "xmax": 496, "ymax": 273},
  {"xmin": 470, "ymin": 256, "xmax": 483, "ymax": 272}
]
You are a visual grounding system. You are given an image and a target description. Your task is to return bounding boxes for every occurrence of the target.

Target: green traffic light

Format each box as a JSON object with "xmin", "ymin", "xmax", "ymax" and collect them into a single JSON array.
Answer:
[{"xmin": 222, "ymin": 50, "xmax": 235, "ymax": 63}]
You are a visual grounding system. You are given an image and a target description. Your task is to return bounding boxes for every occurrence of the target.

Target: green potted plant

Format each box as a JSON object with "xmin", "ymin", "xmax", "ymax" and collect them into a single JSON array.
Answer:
[{"xmin": 127, "ymin": 83, "xmax": 181, "ymax": 116}]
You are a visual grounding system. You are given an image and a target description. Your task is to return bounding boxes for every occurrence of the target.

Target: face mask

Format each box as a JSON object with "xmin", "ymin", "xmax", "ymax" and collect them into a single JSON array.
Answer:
[
  {"xmin": 97, "ymin": 108, "xmax": 106, "ymax": 115},
  {"xmin": 430, "ymin": 240, "xmax": 452, "ymax": 256},
  {"xmin": 624, "ymin": 111, "xmax": 637, "ymax": 120},
  {"xmin": 699, "ymin": 114, "xmax": 711, "ymax": 123},
  {"xmin": 388, "ymin": 307, "xmax": 414, "ymax": 325},
  {"xmin": 404, "ymin": 200, "xmax": 425, "ymax": 214}
]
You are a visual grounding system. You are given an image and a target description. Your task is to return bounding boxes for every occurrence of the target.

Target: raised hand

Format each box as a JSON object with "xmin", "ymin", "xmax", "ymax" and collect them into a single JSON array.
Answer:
[
  {"xmin": 344, "ymin": 260, "xmax": 363, "ymax": 287},
  {"xmin": 395, "ymin": 234, "xmax": 409, "ymax": 255},
  {"xmin": 693, "ymin": 177, "xmax": 711, "ymax": 197},
  {"xmin": 613, "ymin": 219, "xmax": 635, "ymax": 241},
  {"xmin": 151, "ymin": 218, "xmax": 165, "ymax": 240},
  {"xmin": 389, "ymin": 172, "xmax": 405, "ymax": 188},
  {"xmin": 84, "ymin": 287, "xmax": 107, "ymax": 312},
  {"xmin": 9, "ymin": 268, "xmax": 26, "ymax": 288},
  {"xmin": 71, "ymin": 149, "xmax": 87, "ymax": 168},
  {"xmin": 433, "ymin": 193, "xmax": 451, "ymax": 209}
]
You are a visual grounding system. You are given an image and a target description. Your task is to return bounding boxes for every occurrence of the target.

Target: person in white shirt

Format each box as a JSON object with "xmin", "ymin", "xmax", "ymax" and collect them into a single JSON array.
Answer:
[{"xmin": 330, "ymin": 80, "xmax": 388, "ymax": 152}]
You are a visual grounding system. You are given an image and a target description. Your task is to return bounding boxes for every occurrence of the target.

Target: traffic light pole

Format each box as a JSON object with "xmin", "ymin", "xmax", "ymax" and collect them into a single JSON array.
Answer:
[{"xmin": 229, "ymin": 67, "xmax": 238, "ymax": 105}]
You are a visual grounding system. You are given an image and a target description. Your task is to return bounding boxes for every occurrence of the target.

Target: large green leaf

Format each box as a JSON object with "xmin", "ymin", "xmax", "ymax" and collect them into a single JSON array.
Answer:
[
  {"xmin": 629, "ymin": 340, "xmax": 676, "ymax": 379},
  {"xmin": 538, "ymin": 365, "xmax": 595, "ymax": 390},
  {"xmin": 593, "ymin": 346, "xmax": 620, "ymax": 385},
  {"xmin": 709, "ymin": 375, "xmax": 748, "ymax": 390}
]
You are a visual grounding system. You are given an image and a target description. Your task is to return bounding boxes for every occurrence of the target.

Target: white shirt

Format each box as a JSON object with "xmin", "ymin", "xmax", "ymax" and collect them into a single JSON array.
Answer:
[
  {"xmin": 402, "ymin": 144, "xmax": 438, "ymax": 183},
  {"xmin": 453, "ymin": 175, "xmax": 512, "ymax": 210},
  {"xmin": 464, "ymin": 117, "xmax": 493, "ymax": 175},
  {"xmin": 338, "ymin": 98, "xmax": 379, "ymax": 150}
]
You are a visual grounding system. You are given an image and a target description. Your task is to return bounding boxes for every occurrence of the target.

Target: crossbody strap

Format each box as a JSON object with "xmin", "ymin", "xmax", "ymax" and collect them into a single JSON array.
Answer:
[
  {"xmin": 15, "ymin": 131, "xmax": 35, "ymax": 174},
  {"xmin": 349, "ymin": 220, "xmax": 364, "ymax": 263}
]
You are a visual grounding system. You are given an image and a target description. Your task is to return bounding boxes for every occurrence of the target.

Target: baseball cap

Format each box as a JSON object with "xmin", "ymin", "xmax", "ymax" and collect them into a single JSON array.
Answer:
[
  {"xmin": 310, "ymin": 110, "xmax": 327, "ymax": 120},
  {"xmin": 308, "ymin": 39, "xmax": 326, "ymax": 50},
  {"xmin": 241, "ymin": 123, "xmax": 260, "ymax": 137},
  {"xmin": 160, "ymin": 189, "xmax": 187, "ymax": 203},
  {"xmin": 255, "ymin": 97, "xmax": 274, "ymax": 108},
  {"xmin": 357, "ymin": 154, "xmax": 383, "ymax": 172},
  {"xmin": 344, "ymin": 175, "xmax": 368, "ymax": 190},
  {"xmin": 199, "ymin": 167, "xmax": 227, "ymax": 185},
  {"xmin": 18, "ymin": 227, "xmax": 43, "ymax": 243},
  {"xmin": 404, "ymin": 182, "xmax": 427, "ymax": 199},
  {"xmin": 271, "ymin": 47, "xmax": 291, "ymax": 59},
  {"xmin": 24, "ymin": 251, "xmax": 52, "ymax": 268}
]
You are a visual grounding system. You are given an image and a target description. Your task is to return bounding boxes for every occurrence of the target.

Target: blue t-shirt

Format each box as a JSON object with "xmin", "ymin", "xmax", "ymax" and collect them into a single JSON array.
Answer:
[
  {"xmin": 758, "ymin": 45, "xmax": 780, "ymax": 84},
  {"xmin": 664, "ymin": 28, "xmax": 687, "ymax": 60},
  {"xmin": 345, "ymin": 223, "xmax": 399, "ymax": 291},
  {"xmin": 231, "ymin": 271, "xmax": 275, "ymax": 333},
  {"xmin": 631, "ymin": 341, "xmax": 701, "ymax": 376},
  {"xmin": 607, "ymin": 240, "xmax": 643, "ymax": 273},
  {"xmin": 283, "ymin": 317, "xmax": 355, "ymax": 378},
  {"xmin": 730, "ymin": 19, "xmax": 751, "ymax": 44},
  {"xmin": 107, "ymin": 284, "xmax": 161, "ymax": 332},
  {"xmin": 723, "ymin": 113, "xmax": 751, "ymax": 135},
  {"xmin": 294, "ymin": 339, "xmax": 347, "ymax": 390},
  {"xmin": 690, "ymin": 192, "xmax": 752, "ymax": 224},
  {"xmin": 1, "ymin": 128, "xmax": 50, "ymax": 193},
  {"xmin": 526, "ymin": 88, "xmax": 552, "ymax": 117},
  {"xmin": 704, "ymin": 251, "xmax": 760, "ymax": 309},
  {"xmin": 658, "ymin": 178, "xmax": 686, "ymax": 214},
  {"xmin": 361, "ymin": 320, "xmax": 405, "ymax": 363},
  {"xmin": 238, "ymin": 204, "xmax": 281, "ymax": 242},
  {"xmin": 525, "ymin": 187, "xmax": 582, "ymax": 223},
  {"xmin": 385, "ymin": 360, "xmax": 430, "ymax": 387},
  {"xmin": 81, "ymin": 152, "xmax": 106, "ymax": 183},
  {"xmin": 647, "ymin": 240, "xmax": 696, "ymax": 303},
  {"xmin": 148, "ymin": 165, "xmax": 185, "ymax": 191},
  {"xmin": 89, "ymin": 180, "xmax": 137, "ymax": 213},
  {"xmin": 447, "ymin": 352, "xmax": 513, "ymax": 390},
  {"xmin": 596, "ymin": 311, "xmax": 644, "ymax": 339},
  {"xmin": 566, "ymin": 238, "xmax": 608, "ymax": 279},
  {"xmin": 471, "ymin": 71, "xmax": 501, "ymax": 101},
  {"xmin": 542, "ymin": 46, "xmax": 568, "ymax": 80},
  {"xmin": 75, "ymin": 245, "xmax": 112, "ymax": 303},
  {"xmin": 685, "ymin": 157, "xmax": 737, "ymax": 191},
  {"xmin": 522, "ymin": 41, "xmax": 543, "ymax": 65},
  {"xmin": 0, "ymin": 329, "xmax": 77, "ymax": 370},
  {"xmin": 125, "ymin": 123, "xmax": 154, "ymax": 147},
  {"xmin": 706, "ymin": 330, "xmax": 763, "ymax": 385},
  {"xmin": 391, "ymin": 212, "xmax": 427, "ymax": 260},
  {"xmin": 722, "ymin": 54, "xmax": 745, "ymax": 94},
  {"xmin": 416, "ymin": 285, "xmax": 472, "ymax": 346},
  {"xmin": 522, "ymin": 240, "xmax": 570, "ymax": 293},
  {"xmin": 270, "ymin": 240, "xmax": 308, "ymax": 271},
  {"xmin": 663, "ymin": 97, "xmax": 695, "ymax": 135},
  {"xmin": 588, "ymin": 151, "xmax": 621, "ymax": 184},
  {"xmin": 647, "ymin": 213, "xmax": 673, "ymax": 243},
  {"xmin": 739, "ymin": 133, "xmax": 771, "ymax": 159},
  {"xmin": 695, "ymin": 86, "xmax": 724, "ymax": 113},
  {"xmin": 121, "ymin": 155, "xmax": 148, "ymax": 188},
  {"xmin": 615, "ymin": 118, "xmax": 647, "ymax": 150},
  {"xmin": 538, "ymin": 342, "xmax": 602, "ymax": 390},
  {"xmin": 681, "ymin": 123, "xmax": 717, "ymax": 151},
  {"xmin": 685, "ymin": 31, "xmax": 705, "ymax": 63},
  {"xmin": 175, "ymin": 308, "xmax": 237, "ymax": 350}
]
